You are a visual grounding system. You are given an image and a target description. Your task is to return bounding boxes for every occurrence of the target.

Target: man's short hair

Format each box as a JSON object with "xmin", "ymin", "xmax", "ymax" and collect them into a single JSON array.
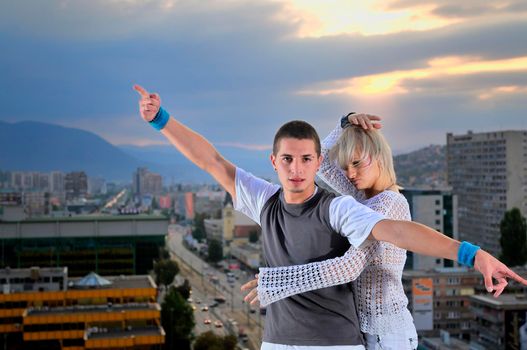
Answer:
[{"xmin": 273, "ymin": 120, "xmax": 321, "ymax": 156}]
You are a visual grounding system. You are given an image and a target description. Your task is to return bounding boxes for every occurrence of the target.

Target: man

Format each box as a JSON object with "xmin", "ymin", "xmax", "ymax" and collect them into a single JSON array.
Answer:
[{"xmin": 134, "ymin": 84, "xmax": 526, "ymax": 349}]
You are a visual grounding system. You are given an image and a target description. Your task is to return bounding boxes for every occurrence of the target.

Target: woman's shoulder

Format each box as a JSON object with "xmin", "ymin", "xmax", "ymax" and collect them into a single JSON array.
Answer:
[
  {"xmin": 366, "ymin": 190, "xmax": 409, "ymax": 211},
  {"xmin": 368, "ymin": 189, "xmax": 406, "ymax": 202}
]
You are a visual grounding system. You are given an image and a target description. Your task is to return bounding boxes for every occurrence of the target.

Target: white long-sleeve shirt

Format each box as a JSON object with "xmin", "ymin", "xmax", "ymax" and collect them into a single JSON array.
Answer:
[{"xmin": 257, "ymin": 121, "xmax": 416, "ymax": 337}]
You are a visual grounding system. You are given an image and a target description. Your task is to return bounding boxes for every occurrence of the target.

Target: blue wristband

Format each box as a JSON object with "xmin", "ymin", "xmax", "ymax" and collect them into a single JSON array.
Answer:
[
  {"xmin": 457, "ymin": 241, "xmax": 480, "ymax": 267},
  {"xmin": 340, "ymin": 112, "xmax": 356, "ymax": 128},
  {"xmin": 149, "ymin": 107, "xmax": 170, "ymax": 131}
]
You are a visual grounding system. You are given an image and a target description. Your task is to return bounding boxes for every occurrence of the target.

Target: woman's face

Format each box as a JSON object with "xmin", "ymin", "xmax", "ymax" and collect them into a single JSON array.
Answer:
[{"xmin": 345, "ymin": 152, "xmax": 381, "ymax": 190}]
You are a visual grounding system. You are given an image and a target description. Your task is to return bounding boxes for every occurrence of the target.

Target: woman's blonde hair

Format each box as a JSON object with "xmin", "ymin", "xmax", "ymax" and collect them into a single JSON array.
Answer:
[{"xmin": 329, "ymin": 126, "xmax": 397, "ymax": 186}]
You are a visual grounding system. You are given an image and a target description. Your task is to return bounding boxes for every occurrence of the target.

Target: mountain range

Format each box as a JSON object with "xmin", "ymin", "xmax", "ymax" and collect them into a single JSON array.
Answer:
[
  {"xmin": 0, "ymin": 120, "xmax": 446, "ymax": 186},
  {"xmin": 0, "ymin": 120, "xmax": 274, "ymax": 182}
]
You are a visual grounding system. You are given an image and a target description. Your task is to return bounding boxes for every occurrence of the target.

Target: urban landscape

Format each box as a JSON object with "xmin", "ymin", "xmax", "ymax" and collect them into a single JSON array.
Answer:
[
  {"xmin": 1, "ymin": 127, "xmax": 527, "ymax": 349},
  {"xmin": 1, "ymin": 1, "xmax": 527, "ymax": 350}
]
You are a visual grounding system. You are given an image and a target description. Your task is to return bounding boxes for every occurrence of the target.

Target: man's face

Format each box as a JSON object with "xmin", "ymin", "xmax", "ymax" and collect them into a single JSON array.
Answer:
[{"xmin": 270, "ymin": 137, "xmax": 322, "ymax": 203}]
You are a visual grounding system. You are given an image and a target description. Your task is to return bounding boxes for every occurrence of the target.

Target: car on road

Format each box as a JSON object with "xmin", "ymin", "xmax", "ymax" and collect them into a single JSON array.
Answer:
[
  {"xmin": 238, "ymin": 327, "xmax": 248, "ymax": 342},
  {"xmin": 203, "ymin": 318, "xmax": 211, "ymax": 325},
  {"xmin": 195, "ymin": 299, "xmax": 201, "ymax": 304},
  {"xmin": 214, "ymin": 320, "xmax": 223, "ymax": 328},
  {"xmin": 209, "ymin": 302, "xmax": 219, "ymax": 308},
  {"xmin": 201, "ymin": 306, "xmax": 209, "ymax": 312},
  {"xmin": 191, "ymin": 305, "xmax": 196, "ymax": 311},
  {"xmin": 213, "ymin": 296, "xmax": 226, "ymax": 303}
]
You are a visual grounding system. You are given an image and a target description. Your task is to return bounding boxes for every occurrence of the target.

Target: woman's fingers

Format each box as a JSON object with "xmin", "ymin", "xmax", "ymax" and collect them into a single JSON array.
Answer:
[
  {"xmin": 243, "ymin": 288, "xmax": 258, "ymax": 304},
  {"xmin": 350, "ymin": 113, "xmax": 383, "ymax": 130},
  {"xmin": 241, "ymin": 278, "xmax": 258, "ymax": 291}
]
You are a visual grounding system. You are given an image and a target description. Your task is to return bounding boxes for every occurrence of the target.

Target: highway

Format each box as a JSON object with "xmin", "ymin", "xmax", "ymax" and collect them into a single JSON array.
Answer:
[{"xmin": 167, "ymin": 224, "xmax": 264, "ymax": 349}]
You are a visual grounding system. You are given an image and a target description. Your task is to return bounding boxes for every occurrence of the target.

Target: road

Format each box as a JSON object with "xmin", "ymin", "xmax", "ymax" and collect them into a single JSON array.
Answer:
[{"xmin": 167, "ymin": 224, "xmax": 264, "ymax": 349}]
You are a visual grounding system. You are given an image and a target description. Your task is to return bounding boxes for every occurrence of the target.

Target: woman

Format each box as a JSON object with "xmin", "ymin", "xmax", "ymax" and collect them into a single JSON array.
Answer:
[{"xmin": 243, "ymin": 112, "xmax": 418, "ymax": 350}]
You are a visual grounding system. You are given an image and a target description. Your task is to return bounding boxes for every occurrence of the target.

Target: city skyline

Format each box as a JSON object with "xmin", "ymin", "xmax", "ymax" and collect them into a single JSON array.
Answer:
[{"xmin": 0, "ymin": 0, "xmax": 526, "ymax": 155}]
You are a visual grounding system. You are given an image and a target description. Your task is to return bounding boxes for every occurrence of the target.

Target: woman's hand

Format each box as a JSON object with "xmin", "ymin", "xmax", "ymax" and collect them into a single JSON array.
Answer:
[
  {"xmin": 348, "ymin": 113, "xmax": 382, "ymax": 130},
  {"xmin": 241, "ymin": 275, "xmax": 260, "ymax": 305}
]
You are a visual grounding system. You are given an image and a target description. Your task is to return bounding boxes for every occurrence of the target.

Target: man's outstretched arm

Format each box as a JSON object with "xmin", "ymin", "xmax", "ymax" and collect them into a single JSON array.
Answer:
[
  {"xmin": 134, "ymin": 84, "xmax": 236, "ymax": 200},
  {"xmin": 370, "ymin": 219, "xmax": 527, "ymax": 297}
]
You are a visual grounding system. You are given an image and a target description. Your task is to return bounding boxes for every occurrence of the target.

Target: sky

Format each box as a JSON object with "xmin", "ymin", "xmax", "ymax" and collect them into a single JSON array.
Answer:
[{"xmin": 1, "ymin": 0, "xmax": 526, "ymax": 154}]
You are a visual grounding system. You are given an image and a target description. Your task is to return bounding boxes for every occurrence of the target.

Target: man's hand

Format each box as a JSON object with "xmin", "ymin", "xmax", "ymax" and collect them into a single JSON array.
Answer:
[
  {"xmin": 349, "ymin": 113, "xmax": 382, "ymax": 130},
  {"xmin": 133, "ymin": 84, "xmax": 161, "ymax": 122},
  {"xmin": 474, "ymin": 249, "xmax": 527, "ymax": 297},
  {"xmin": 241, "ymin": 275, "xmax": 260, "ymax": 306}
]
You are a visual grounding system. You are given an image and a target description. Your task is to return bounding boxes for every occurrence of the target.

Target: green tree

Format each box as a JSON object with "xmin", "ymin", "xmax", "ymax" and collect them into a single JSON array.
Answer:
[
  {"xmin": 192, "ymin": 213, "xmax": 209, "ymax": 242},
  {"xmin": 208, "ymin": 239, "xmax": 223, "ymax": 264},
  {"xmin": 161, "ymin": 288, "xmax": 195, "ymax": 350},
  {"xmin": 154, "ymin": 259, "xmax": 180, "ymax": 286},
  {"xmin": 249, "ymin": 230, "xmax": 259, "ymax": 243},
  {"xmin": 193, "ymin": 331, "xmax": 237, "ymax": 350},
  {"xmin": 175, "ymin": 278, "xmax": 192, "ymax": 300},
  {"xmin": 499, "ymin": 208, "xmax": 527, "ymax": 266},
  {"xmin": 152, "ymin": 196, "xmax": 159, "ymax": 209},
  {"xmin": 159, "ymin": 247, "xmax": 170, "ymax": 260}
]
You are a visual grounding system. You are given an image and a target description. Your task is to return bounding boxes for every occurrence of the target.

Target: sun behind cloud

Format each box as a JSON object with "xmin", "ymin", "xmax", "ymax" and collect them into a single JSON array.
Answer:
[
  {"xmin": 284, "ymin": 0, "xmax": 460, "ymax": 37},
  {"xmin": 297, "ymin": 55, "xmax": 527, "ymax": 96}
]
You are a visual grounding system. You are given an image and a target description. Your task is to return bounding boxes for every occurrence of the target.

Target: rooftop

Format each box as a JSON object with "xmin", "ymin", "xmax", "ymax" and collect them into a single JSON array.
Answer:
[
  {"xmin": 470, "ymin": 293, "xmax": 527, "ymax": 309},
  {"xmin": 87, "ymin": 325, "xmax": 165, "ymax": 340},
  {"xmin": 26, "ymin": 302, "xmax": 160, "ymax": 316},
  {"xmin": 4, "ymin": 214, "xmax": 168, "ymax": 223},
  {"xmin": 402, "ymin": 267, "xmax": 480, "ymax": 278},
  {"xmin": 69, "ymin": 274, "xmax": 156, "ymax": 290}
]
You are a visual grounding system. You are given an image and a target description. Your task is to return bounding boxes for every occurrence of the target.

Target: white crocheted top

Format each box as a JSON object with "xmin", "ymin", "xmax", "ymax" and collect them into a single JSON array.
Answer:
[{"xmin": 257, "ymin": 121, "xmax": 416, "ymax": 337}]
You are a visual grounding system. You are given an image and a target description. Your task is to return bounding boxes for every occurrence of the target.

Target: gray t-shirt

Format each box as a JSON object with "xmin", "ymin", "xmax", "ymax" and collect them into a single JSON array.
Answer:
[{"xmin": 234, "ymin": 168, "xmax": 383, "ymax": 346}]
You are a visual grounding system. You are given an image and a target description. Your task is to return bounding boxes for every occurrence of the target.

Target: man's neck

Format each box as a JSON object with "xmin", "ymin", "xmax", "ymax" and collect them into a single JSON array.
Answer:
[{"xmin": 283, "ymin": 184, "xmax": 317, "ymax": 204}]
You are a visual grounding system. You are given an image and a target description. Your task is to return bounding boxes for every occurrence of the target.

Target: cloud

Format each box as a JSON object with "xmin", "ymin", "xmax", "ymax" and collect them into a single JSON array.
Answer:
[
  {"xmin": 298, "ymin": 55, "xmax": 527, "ymax": 97},
  {"xmin": 0, "ymin": 0, "xmax": 526, "ymax": 154}
]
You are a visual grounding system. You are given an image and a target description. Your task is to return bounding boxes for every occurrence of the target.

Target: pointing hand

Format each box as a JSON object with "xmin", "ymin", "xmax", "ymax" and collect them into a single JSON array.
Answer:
[{"xmin": 133, "ymin": 84, "xmax": 161, "ymax": 122}]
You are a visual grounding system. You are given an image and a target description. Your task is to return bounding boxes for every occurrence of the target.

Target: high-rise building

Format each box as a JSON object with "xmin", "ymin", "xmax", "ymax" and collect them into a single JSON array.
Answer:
[
  {"xmin": 470, "ymin": 294, "xmax": 527, "ymax": 350},
  {"xmin": 11, "ymin": 171, "xmax": 23, "ymax": 190},
  {"xmin": 184, "ymin": 192, "xmax": 194, "ymax": 220},
  {"xmin": 37, "ymin": 172, "xmax": 50, "ymax": 191},
  {"xmin": 447, "ymin": 130, "xmax": 527, "ymax": 256},
  {"xmin": 143, "ymin": 172, "xmax": 162, "ymax": 195},
  {"xmin": 50, "ymin": 171, "xmax": 65, "ymax": 193},
  {"xmin": 401, "ymin": 188, "xmax": 458, "ymax": 270},
  {"xmin": 133, "ymin": 167, "xmax": 148, "ymax": 195},
  {"xmin": 402, "ymin": 268, "xmax": 483, "ymax": 341},
  {"xmin": 133, "ymin": 167, "xmax": 162, "ymax": 196},
  {"xmin": 64, "ymin": 171, "xmax": 88, "ymax": 201}
]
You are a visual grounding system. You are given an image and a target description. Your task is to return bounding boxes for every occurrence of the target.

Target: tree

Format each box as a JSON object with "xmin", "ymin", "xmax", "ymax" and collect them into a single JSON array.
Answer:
[
  {"xmin": 499, "ymin": 208, "xmax": 527, "ymax": 266},
  {"xmin": 151, "ymin": 196, "xmax": 159, "ymax": 210},
  {"xmin": 159, "ymin": 247, "xmax": 170, "ymax": 260},
  {"xmin": 154, "ymin": 259, "xmax": 180, "ymax": 286},
  {"xmin": 208, "ymin": 239, "xmax": 223, "ymax": 264},
  {"xmin": 175, "ymin": 278, "xmax": 192, "ymax": 300},
  {"xmin": 193, "ymin": 331, "xmax": 237, "ymax": 350},
  {"xmin": 249, "ymin": 230, "xmax": 259, "ymax": 243},
  {"xmin": 161, "ymin": 288, "xmax": 195, "ymax": 350},
  {"xmin": 192, "ymin": 213, "xmax": 209, "ymax": 242}
]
